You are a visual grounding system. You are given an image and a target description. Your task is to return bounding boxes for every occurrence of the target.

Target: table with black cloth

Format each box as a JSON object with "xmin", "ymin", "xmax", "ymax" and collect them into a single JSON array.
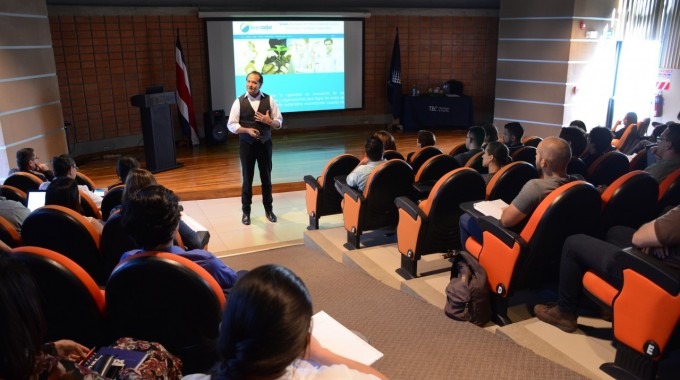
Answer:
[{"xmin": 401, "ymin": 94, "xmax": 473, "ymax": 131}]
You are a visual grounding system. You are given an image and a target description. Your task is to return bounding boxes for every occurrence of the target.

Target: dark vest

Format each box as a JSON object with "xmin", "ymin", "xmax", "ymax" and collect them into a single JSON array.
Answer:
[{"xmin": 239, "ymin": 93, "xmax": 272, "ymax": 144}]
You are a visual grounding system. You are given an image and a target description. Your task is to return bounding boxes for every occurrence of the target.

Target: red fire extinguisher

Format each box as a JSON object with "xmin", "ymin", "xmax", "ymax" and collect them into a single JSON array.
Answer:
[{"xmin": 654, "ymin": 92, "xmax": 664, "ymax": 117}]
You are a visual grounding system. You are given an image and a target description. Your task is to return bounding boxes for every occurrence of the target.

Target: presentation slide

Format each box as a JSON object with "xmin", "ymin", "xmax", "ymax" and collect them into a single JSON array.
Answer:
[
  {"xmin": 206, "ymin": 18, "xmax": 363, "ymax": 115},
  {"xmin": 233, "ymin": 21, "xmax": 345, "ymax": 112}
]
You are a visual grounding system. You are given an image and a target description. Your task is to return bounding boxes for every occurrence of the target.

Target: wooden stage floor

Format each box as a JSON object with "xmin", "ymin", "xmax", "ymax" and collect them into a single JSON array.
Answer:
[{"xmin": 77, "ymin": 126, "xmax": 467, "ymax": 201}]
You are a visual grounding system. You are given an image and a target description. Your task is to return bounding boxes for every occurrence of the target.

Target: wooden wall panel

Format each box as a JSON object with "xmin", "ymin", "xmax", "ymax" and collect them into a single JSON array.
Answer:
[{"xmin": 0, "ymin": 49, "xmax": 57, "ymax": 79}]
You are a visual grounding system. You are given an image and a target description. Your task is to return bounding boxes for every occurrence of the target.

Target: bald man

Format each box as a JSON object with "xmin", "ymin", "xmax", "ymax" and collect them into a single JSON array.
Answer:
[
  {"xmin": 459, "ymin": 137, "xmax": 575, "ymax": 246},
  {"xmin": 500, "ymin": 136, "xmax": 574, "ymax": 228}
]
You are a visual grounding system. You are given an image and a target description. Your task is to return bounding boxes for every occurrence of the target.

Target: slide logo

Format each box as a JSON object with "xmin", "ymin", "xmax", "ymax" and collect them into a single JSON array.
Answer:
[{"xmin": 239, "ymin": 23, "xmax": 273, "ymax": 33}]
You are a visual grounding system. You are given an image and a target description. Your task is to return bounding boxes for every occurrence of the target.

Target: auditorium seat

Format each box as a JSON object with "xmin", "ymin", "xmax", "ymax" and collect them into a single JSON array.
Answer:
[
  {"xmin": 304, "ymin": 154, "xmax": 360, "ymax": 230},
  {"xmin": 464, "ymin": 151, "xmax": 487, "ymax": 174},
  {"xmin": 658, "ymin": 168, "xmax": 680, "ymax": 215},
  {"xmin": 106, "ymin": 251, "xmax": 226, "ymax": 374},
  {"xmin": 614, "ymin": 123, "xmax": 640, "ymax": 155},
  {"xmin": 0, "ymin": 215, "xmax": 22, "ymax": 248},
  {"xmin": 395, "ymin": 167, "xmax": 485, "ymax": 278},
  {"xmin": 629, "ymin": 148, "xmax": 648, "ymax": 171},
  {"xmin": 11, "ymin": 246, "xmax": 108, "ymax": 347},
  {"xmin": 21, "ymin": 205, "xmax": 106, "ymax": 284},
  {"xmin": 101, "ymin": 213, "xmax": 138, "ymax": 276},
  {"xmin": 448, "ymin": 142, "xmax": 468, "ymax": 157},
  {"xmin": 407, "ymin": 146, "xmax": 443, "ymax": 174},
  {"xmin": 600, "ymin": 171, "xmax": 658, "ymax": 236},
  {"xmin": 510, "ymin": 146, "xmax": 537, "ymax": 165},
  {"xmin": 383, "ymin": 150, "xmax": 405, "ymax": 160},
  {"xmin": 80, "ymin": 189, "xmax": 103, "ymax": 220},
  {"xmin": 485, "ymin": 161, "xmax": 538, "ymax": 204},
  {"xmin": 587, "ymin": 151, "xmax": 630, "ymax": 186},
  {"xmin": 463, "ymin": 181, "xmax": 601, "ymax": 324},
  {"xmin": 75, "ymin": 171, "xmax": 97, "ymax": 191},
  {"xmin": 566, "ymin": 157, "xmax": 587, "ymax": 178},
  {"xmin": 100, "ymin": 185, "xmax": 124, "ymax": 221},
  {"xmin": 4, "ymin": 171, "xmax": 43, "ymax": 193},
  {"xmin": 521, "ymin": 136, "xmax": 542, "ymax": 147},
  {"xmin": 340, "ymin": 159, "xmax": 414, "ymax": 249},
  {"xmin": 412, "ymin": 154, "xmax": 460, "ymax": 199},
  {"xmin": 0, "ymin": 184, "xmax": 27, "ymax": 206},
  {"xmin": 582, "ymin": 248, "xmax": 680, "ymax": 380}
]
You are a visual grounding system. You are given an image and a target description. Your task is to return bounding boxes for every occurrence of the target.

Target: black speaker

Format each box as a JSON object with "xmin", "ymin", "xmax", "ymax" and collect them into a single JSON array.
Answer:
[{"xmin": 204, "ymin": 110, "xmax": 228, "ymax": 144}]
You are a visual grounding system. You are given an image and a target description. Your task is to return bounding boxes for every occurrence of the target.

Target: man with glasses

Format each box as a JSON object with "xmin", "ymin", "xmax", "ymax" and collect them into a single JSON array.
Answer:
[
  {"xmin": 38, "ymin": 155, "xmax": 102, "ymax": 207},
  {"xmin": 646, "ymin": 123, "xmax": 680, "ymax": 182},
  {"xmin": 453, "ymin": 126, "xmax": 486, "ymax": 166},
  {"xmin": 9, "ymin": 147, "xmax": 55, "ymax": 182}
]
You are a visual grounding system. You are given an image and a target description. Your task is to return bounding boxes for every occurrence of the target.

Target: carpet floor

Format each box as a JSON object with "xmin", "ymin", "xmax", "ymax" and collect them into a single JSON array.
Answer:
[{"xmin": 221, "ymin": 244, "xmax": 586, "ymax": 380}]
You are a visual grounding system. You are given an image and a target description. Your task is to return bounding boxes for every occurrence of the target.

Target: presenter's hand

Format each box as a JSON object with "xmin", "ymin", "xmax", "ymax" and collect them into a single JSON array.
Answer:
[
  {"xmin": 247, "ymin": 128, "xmax": 260, "ymax": 139},
  {"xmin": 254, "ymin": 110, "xmax": 273, "ymax": 126}
]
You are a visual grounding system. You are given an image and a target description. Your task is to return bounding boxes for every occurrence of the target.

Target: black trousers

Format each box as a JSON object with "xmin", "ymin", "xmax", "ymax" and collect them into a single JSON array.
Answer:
[
  {"xmin": 239, "ymin": 138, "xmax": 273, "ymax": 214},
  {"xmin": 557, "ymin": 226, "xmax": 635, "ymax": 314}
]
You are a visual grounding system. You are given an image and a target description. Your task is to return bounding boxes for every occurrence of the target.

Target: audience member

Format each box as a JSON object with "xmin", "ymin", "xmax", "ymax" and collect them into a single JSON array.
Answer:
[
  {"xmin": 120, "ymin": 184, "xmax": 238, "ymax": 296},
  {"xmin": 0, "ymin": 255, "xmax": 91, "ymax": 379},
  {"xmin": 417, "ymin": 130, "xmax": 436, "ymax": 148},
  {"xmin": 0, "ymin": 255, "xmax": 181, "ymax": 379},
  {"xmin": 502, "ymin": 122, "xmax": 525, "ymax": 154},
  {"xmin": 341, "ymin": 136, "xmax": 385, "ymax": 193},
  {"xmin": 611, "ymin": 111, "xmax": 638, "ymax": 139},
  {"xmin": 645, "ymin": 122, "xmax": 680, "ymax": 182},
  {"xmin": 481, "ymin": 123, "xmax": 499, "ymax": 149},
  {"xmin": 39, "ymin": 155, "xmax": 102, "ymax": 207},
  {"xmin": 183, "ymin": 264, "xmax": 387, "ymax": 380},
  {"xmin": 534, "ymin": 205, "xmax": 680, "ymax": 333},
  {"xmin": 45, "ymin": 177, "xmax": 103, "ymax": 235},
  {"xmin": 115, "ymin": 168, "xmax": 204, "ymax": 250},
  {"xmin": 373, "ymin": 130, "xmax": 397, "ymax": 151},
  {"xmin": 109, "ymin": 156, "xmax": 140, "ymax": 190},
  {"xmin": 407, "ymin": 130, "xmax": 436, "ymax": 162},
  {"xmin": 459, "ymin": 137, "xmax": 573, "ymax": 245},
  {"xmin": 8, "ymin": 147, "xmax": 55, "ymax": 181},
  {"xmin": 568, "ymin": 120, "xmax": 587, "ymax": 133},
  {"xmin": 0, "ymin": 195, "xmax": 30, "ymax": 233},
  {"xmin": 559, "ymin": 126, "xmax": 588, "ymax": 157},
  {"xmin": 581, "ymin": 126, "xmax": 614, "ymax": 168},
  {"xmin": 480, "ymin": 141, "xmax": 512, "ymax": 184},
  {"xmin": 453, "ymin": 126, "xmax": 485, "ymax": 166}
]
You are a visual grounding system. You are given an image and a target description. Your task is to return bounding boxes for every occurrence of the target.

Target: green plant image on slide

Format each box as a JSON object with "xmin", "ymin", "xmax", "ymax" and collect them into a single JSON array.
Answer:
[{"xmin": 262, "ymin": 45, "xmax": 291, "ymax": 74}]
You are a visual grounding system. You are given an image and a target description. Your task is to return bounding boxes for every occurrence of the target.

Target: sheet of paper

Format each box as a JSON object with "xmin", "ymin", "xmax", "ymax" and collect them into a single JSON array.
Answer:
[
  {"xmin": 312, "ymin": 311, "xmax": 384, "ymax": 366},
  {"xmin": 473, "ymin": 199, "xmax": 509, "ymax": 220},
  {"xmin": 181, "ymin": 212, "xmax": 208, "ymax": 232}
]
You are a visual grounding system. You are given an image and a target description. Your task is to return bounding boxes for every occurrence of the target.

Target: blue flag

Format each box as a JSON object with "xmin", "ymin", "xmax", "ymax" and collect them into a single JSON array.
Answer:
[{"xmin": 387, "ymin": 28, "xmax": 402, "ymax": 119}]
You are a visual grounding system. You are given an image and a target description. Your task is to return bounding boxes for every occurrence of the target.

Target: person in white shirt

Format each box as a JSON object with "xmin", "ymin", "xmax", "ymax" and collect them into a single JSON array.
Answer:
[
  {"xmin": 227, "ymin": 71, "xmax": 283, "ymax": 226},
  {"xmin": 183, "ymin": 264, "xmax": 387, "ymax": 380},
  {"xmin": 39, "ymin": 155, "xmax": 102, "ymax": 207},
  {"xmin": 344, "ymin": 136, "xmax": 385, "ymax": 193}
]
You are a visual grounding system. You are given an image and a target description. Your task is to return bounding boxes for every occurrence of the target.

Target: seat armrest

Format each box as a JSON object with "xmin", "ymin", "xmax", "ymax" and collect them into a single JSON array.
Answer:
[
  {"xmin": 413, "ymin": 183, "xmax": 433, "ymax": 198},
  {"xmin": 395, "ymin": 196, "xmax": 423, "ymax": 221},
  {"xmin": 616, "ymin": 248, "xmax": 680, "ymax": 295},
  {"xmin": 303, "ymin": 175, "xmax": 320, "ymax": 190},
  {"xmin": 340, "ymin": 181, "xmax": 363, "ymax": 203},
  {"xmin": 478, "ymin": 216, "xmax": 520, "ymax": 248},
  {"xmin": 459, "ymin": 200, "xmax": 485, "ymax": 220}
]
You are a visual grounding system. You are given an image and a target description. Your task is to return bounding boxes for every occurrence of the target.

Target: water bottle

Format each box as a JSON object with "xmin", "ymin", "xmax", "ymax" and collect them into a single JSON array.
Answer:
[{"xmin": 411, "ymin": 84, "xmax": 417, "ymax": 96}]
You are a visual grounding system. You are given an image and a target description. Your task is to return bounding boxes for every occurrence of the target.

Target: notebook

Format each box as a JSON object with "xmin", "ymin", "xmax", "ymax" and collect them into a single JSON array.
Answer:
[{"xmin": 26, "ymin": 191, "xmax": 46, "ymax": 212}]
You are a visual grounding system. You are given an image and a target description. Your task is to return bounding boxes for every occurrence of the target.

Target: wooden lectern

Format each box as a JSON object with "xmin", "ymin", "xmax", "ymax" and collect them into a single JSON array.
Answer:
[{"xmin": 130, "ymin": 91, "xmax": 182, "ymax": 173}]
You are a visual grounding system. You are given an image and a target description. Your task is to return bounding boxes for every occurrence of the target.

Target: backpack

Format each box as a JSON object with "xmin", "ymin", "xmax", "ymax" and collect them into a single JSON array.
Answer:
[{"xmin": 444, "ymin": 251, "xmax": 492, "ymax": 326}]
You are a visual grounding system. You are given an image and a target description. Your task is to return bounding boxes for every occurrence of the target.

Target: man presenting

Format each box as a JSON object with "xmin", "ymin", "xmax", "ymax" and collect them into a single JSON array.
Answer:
[{"xmin": 227, "ymin": 71, "xmax": 283, "ymax": 225}]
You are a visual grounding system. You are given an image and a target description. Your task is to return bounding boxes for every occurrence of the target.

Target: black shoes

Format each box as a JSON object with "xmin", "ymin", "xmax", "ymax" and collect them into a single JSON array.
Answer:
[
  {"xmin": 241, "ymin": 213, "xmax": 251, "ymax": 225},
  {"xmin": 242, "ymin": 212, "xmax": 276, "ymax": 224}
]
